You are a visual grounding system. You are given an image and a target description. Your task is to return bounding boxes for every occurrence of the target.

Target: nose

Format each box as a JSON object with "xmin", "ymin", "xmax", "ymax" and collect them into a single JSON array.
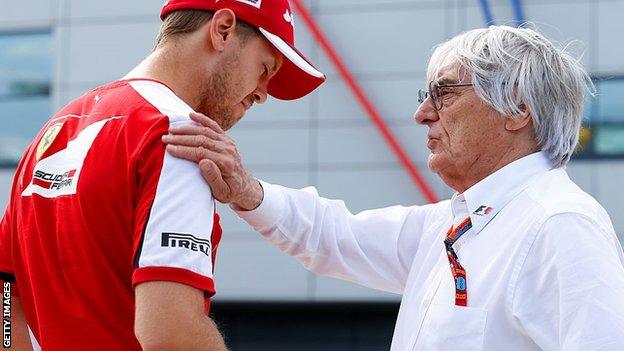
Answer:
[
  {"xmin": 252, "ymin": 80, "xmax": 269, "ymax": 105},
  {"xmin": 414, "ymin": 97, "xmax": 439, "ymax": 125}
]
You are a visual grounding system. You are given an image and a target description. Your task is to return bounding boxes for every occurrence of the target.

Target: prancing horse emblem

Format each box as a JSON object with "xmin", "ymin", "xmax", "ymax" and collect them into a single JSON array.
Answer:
[{"xmin": 36, "ymin": 123, "xmax": 63, "ymax": 160}]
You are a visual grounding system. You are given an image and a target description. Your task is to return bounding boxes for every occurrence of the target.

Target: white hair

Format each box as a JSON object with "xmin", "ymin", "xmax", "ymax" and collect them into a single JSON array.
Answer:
[{"xmin": 427, "ymin": 25, "xmax": 595, "ymax": 168}]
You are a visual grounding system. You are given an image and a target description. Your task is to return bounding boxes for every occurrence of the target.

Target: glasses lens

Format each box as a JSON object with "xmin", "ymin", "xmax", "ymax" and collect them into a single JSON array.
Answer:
[
  {"xmin": 418, "ymin": 89, "xmax": 427, "ymax": 103},
  {"xmin": 430, "ymin": 82, "xmax": 442, "ymax": 110}
]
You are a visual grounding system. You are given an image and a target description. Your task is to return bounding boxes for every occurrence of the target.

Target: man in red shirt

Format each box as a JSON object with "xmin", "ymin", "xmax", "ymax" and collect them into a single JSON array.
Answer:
[{"xmin": 0, "ymin": 1, "xmax": 324, "ymax": 349}]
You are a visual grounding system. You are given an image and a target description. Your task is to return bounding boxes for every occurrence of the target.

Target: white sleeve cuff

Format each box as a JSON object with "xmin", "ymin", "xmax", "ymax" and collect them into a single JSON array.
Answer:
[{"xmin": 231, "ymin": 179, "xmax": 286, "ymax": 231}]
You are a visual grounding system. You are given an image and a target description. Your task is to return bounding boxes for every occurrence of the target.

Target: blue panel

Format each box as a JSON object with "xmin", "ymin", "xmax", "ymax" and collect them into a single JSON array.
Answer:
[
  {"xmin": 596, "ymin": 79, "xmax": 624, "ymax": 123},
  {"xmin": 0, "ymin": 32, "xmax": 51, "ymax": 166},
  {"xmin": 478, "ymin": 0, "xmax": 495, "ymax": 26},
  {"xmin": 0, "ymin": 32, "xmax": 52, "ymax": 97},
  {"xmin": 511, "ymin": 0, "xmax": 526, "ymax": 26}
]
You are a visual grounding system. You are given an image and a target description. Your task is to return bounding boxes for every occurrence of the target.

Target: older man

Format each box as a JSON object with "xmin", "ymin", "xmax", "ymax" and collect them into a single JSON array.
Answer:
[{"xmin": 164, "ymin": 26, "xmax": 624, "ymax": 350}]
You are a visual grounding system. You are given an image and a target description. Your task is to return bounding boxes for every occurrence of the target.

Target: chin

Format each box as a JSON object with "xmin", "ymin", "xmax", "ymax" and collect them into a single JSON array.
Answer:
[
  {"xmin": 427, "ymin": 153, "xmax": 450, "ymax": 174},
  {"xmin": 221, "ymin": 119, "xmax": 235, "ymax": 131},
  {"xmin": 223, "ymin": 113, "xmax": 245, "ymax": 131},
  {"xmin": 426, "ymin": 153, "xmax": 439, "ymax": 171}
]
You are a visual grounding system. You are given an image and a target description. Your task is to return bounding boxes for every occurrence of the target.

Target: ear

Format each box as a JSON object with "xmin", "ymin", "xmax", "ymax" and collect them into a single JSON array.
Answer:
[
  {"xmin": 505, "ymin": 103, "xmax": 532, "ymax": 132},
  {"xmin": 209, "ymin": 9, "xmax": 238, "ymax": 52}
]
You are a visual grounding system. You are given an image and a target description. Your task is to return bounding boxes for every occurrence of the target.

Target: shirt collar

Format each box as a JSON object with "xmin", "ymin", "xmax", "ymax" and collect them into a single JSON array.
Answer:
[{"xmin": 451, "ymin": 152, "xmax": 554, "ymax": 235}]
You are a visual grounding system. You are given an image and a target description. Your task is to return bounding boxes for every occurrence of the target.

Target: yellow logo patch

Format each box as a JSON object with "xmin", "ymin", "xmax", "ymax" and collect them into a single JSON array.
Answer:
[{"xmin": 36, "ymin": 123, "xmax": 63, "ymax": 160}]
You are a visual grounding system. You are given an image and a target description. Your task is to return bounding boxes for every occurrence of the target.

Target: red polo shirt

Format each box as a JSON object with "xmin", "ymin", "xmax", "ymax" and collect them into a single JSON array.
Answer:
[{"xmin": 0, "ymin": 79, "xmax": 222, "ymax": 350}]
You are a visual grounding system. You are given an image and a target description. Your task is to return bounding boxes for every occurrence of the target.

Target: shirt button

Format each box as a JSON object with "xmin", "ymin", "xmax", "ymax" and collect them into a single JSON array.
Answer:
[{"xmin": 422, "ymin": 298, "xmax": 430, "ymax": 308}]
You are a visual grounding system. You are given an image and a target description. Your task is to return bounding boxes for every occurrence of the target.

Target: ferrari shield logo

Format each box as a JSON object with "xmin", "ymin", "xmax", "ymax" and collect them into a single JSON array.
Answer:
[{"xmin": 36, "ymin": 123, "xmax": 63, "ymax": 160}]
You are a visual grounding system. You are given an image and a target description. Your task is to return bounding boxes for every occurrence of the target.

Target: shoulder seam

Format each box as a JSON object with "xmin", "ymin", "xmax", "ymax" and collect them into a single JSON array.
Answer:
[{"xmin": 128, "ymin": 80, "xmax": 193, "ymax": 124}]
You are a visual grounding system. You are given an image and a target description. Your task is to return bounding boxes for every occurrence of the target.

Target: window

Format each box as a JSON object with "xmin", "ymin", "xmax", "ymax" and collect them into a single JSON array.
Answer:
[
  {"xmin": 0, "ymin": 31, "xmax": 52, "ymax": 167},
  {"xmin": 576, "ymin": 76, "xmax": 624, "ymax": 159}
]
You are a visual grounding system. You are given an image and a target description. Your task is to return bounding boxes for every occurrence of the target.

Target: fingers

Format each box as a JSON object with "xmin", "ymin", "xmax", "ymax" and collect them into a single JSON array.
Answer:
[
  {"xmin": 198, "ymin": 159, "xmax": 231, "ymax": 202},
  {"xmin": 163, "ymin": 132, "xmax": 239, "ymax": 165},
  {"xmin": 190, "ymin": 111, "xmax": 225, "ymax": 134},
  {"xmin": 166, "ymin": 144, "xmax": 215, "ymax": 163},
  {"xmin": 165, "ymin": 145, "xmax": 235, "ymax": 173},
  {"xmin": 162, "ymin": 134, "xmax": 225, "ymax": 152},
  {"xmin": 168, "ymin": 123, "xmax": 223, "ymax": 140}
]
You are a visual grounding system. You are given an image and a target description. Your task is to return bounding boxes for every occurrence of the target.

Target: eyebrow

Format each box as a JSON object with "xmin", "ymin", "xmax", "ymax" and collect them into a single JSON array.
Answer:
[{"xmin": 435, "ymin": 77, "xmax": 460, "ymax": 85}]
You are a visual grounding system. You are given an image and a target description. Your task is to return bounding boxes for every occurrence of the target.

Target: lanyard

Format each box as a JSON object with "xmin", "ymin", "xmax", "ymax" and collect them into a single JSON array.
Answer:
[{"xmin": 443, "ymin": 217, "xmax": 472, "ymax": 307}]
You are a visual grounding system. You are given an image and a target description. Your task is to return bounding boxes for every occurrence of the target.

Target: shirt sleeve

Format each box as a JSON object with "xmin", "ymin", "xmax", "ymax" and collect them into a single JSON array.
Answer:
[
  {"xmin": 234, "ymin": 180, "xmax": 431, "ymax": 294},
  {"xmin": 0, "ymin": 204, "xmax": 15, "ymax": 283},
  {"xmin": 132, "ymin": 118, "xmax": 220, "ymax": 296},
  {"xmin": 513, "ymin": 212, "xmax": 624, "ymax": 350}
]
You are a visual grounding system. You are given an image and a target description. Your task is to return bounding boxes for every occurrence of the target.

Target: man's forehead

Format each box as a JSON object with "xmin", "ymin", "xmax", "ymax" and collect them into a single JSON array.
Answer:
[{"xmin": 428, "ymin": 61, "xmax": 467, "ymax": 84}]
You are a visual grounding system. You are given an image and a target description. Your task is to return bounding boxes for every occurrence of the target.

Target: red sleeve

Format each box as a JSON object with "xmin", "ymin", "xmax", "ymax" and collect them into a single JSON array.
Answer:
[
  {"xmin": 1, "ymin": 144, "xmax": 36, "ymax": 290},
  {"xmin": 131, "ymin": 117, "xmax": 219, "ymax": 297},
  {"xmin": 0, "ymin": 195, "xmax": 15, "ymax": 283}
]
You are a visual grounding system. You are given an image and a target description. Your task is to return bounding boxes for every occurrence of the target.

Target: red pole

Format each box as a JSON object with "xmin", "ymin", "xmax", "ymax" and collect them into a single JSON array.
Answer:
[{"xmin": 291, "ymin": 0, "xmax": 439, "ymax": 203}]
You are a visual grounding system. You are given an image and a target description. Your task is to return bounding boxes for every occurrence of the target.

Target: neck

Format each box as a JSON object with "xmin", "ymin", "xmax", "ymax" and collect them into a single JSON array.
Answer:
[
  {"xmin": 445, "ymin": 141, "xmax": 539, "ymax": 194},
  {"xmin": 124, "ymin": 44, "xmax": 207, "ymax": 110}
]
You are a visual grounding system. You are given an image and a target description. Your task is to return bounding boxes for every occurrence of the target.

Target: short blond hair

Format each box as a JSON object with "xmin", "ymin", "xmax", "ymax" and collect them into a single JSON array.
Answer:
[{"xmin": 155, "ymin": 10, "xmax": 258, "ymax": 49}]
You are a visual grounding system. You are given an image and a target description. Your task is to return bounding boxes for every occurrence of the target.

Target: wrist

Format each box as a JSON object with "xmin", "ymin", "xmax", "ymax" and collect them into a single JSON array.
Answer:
[{"xmin": 232, "ymin": 178, "xmax": 264, "ymax": 211}]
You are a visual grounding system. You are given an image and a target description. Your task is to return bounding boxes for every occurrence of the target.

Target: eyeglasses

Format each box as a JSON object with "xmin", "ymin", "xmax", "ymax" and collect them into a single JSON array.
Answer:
[{"xmin": 418, "ymin": 82, "xmax": 474, "ymax": 110}]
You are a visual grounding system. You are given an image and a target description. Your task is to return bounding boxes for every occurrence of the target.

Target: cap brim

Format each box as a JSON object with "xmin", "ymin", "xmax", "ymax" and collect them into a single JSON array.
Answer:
[{"xmin": 259, "ymin": 28, "xmax": 326, "ymax": 101}]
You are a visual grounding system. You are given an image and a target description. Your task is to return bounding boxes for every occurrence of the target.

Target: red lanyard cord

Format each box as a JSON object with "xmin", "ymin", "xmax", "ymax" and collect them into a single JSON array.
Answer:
[{"xmin": 444, "ymin": 218, "xmax": 472, "ymax": 307}]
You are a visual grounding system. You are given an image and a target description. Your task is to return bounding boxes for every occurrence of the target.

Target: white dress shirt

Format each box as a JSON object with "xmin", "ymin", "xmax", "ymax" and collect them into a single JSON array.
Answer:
[{"xmin": 235, "ymin": 152, "xmax": 624, "ymax": 350}]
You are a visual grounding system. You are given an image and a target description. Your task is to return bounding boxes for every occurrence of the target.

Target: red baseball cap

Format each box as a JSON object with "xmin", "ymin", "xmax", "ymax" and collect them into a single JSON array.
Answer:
[{"xmin": 161, "ymin": 0, "xmax": 326, "ymax": 100}]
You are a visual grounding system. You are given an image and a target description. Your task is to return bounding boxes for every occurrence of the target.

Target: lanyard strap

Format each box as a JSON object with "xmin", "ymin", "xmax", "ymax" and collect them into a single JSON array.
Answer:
[{"xmin": 444, "ymin": 218, "xmax": 472, "ymax": 307}]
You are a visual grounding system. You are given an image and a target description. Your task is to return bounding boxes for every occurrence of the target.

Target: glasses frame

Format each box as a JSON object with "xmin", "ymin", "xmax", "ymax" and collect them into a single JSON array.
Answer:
[{"xmin": 418, "ymin": 82, "xmax": 474, "ymax": 110}]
